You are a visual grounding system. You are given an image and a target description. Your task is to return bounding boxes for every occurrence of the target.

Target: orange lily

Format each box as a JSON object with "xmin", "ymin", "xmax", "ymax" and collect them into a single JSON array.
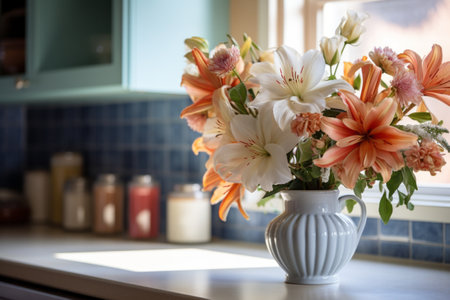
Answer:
[
  {"xmin": 314, "ymin": 90, "xmax": 417, "ymax": 188},
  {"xmin": 180, "ymin": 48, "xmax": 244, "ymax": 118},
  {"xmin": 347, "ymin": 59, "xmax": 382, "ymax": 103},
  {"xmin": 203, "ymin": 162, "xmax": 248, "ymax": 221},
  {"xmin": 399, "ymin": 44, "xmax": 450, "ymax": 106}
]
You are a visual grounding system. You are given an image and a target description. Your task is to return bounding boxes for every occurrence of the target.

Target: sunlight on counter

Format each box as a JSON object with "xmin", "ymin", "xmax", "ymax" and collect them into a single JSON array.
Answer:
[{"xmin": 54, "ymin": 248, "xmax": 278, "ymax": 272}]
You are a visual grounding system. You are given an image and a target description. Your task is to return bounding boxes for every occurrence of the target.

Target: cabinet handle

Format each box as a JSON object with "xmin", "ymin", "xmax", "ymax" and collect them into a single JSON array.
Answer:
[{"xmin": 15, "ymin": 78, "xmax": 30, "ymax": 90}]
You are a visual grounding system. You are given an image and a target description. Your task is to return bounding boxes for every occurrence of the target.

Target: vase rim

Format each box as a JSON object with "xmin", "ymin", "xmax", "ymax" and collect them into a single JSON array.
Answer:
[{"xmin": 280, "ymin": 189, "xmax": 339, "ymax": 194}]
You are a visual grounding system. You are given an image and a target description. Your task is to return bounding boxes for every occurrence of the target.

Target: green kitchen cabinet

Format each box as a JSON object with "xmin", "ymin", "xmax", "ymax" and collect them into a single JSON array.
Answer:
[{"xmin": 0, "ymin": 0, "xmax": 229, "ymax": 103}]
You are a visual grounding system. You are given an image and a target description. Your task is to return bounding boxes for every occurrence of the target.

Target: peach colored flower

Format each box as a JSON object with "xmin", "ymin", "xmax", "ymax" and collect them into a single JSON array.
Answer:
[
  {"xmin": 314, "ymin": 90, "xmax": 418, "ymax": 188},
  {"xmin": 291, "ymin": 113, "xmax": 322, "ymax": 137},
  {"xmin": 369, "ymin": 47, "xmax": 405, "ymax": 75},
  {"xmin": 404, "ymin": 140, "xmax": 446, "ymax": 176},
  {"xmin": 208, "ymin": 45, "xmax": 240, "ymax": 76},
  {"xmin": 390, "ymin": 69, "xmax": 422, "ymax": 107},
  {"xmin": 185, "ymin": 113, "xmax": 208, "ymax": 133},
  {"xmin": 399, "ymin": 44, "xmax": 450, "ymax": 106},
  {"xmin": 202, "ymin": 160, "xmax": 248, "ymax": 221}
]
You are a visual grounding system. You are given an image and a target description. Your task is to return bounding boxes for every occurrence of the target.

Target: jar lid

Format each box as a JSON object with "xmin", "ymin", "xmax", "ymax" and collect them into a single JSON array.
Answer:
[
  {"xmin": 132, "ymin": 175, "xmax": 154, "ymax": 185},
  {"xmin": 174, "ymin": 183, "xmax": 202, "ymax": 193},
  {"xmin": 97, "ymin": 174, "xmax": 120, "ymax": 185}
]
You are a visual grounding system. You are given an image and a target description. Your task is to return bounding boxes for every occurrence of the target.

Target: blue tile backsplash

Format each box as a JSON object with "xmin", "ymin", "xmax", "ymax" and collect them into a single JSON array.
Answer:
[{"xmin": 0, "ymin": 99, "xmax": 449, "ymax": 265}]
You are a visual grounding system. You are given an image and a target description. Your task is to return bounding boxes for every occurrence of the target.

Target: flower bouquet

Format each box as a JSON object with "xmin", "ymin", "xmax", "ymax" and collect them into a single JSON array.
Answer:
[{"xmin": 180, "ymin": 10, "xmax": 449, "ymax": 224}]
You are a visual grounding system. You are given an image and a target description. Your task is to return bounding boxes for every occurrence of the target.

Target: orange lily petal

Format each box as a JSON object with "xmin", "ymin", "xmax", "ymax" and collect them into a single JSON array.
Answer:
[
  {"xmin": 314, "ymin": 145, "xmax": 358, "ymax": 168},
  {"xmin": 339, "ymin": 90, "xmax": 367, "ymax": 124},
  {"xmin": 180, "ymin": 95, "xmax": 213, "ymax": 118},
  {"xmin": 321, "ymin": 117, "xmax": 357, "ymax": 140},
  {"xmin": 423, "ymin": 44, "xmax": 442, "ymax": 82},
  {"xmin": 363, "ymin": 98, "xmax": 396, "ymax": 131},
  {"xmin": 341, "ymin": 147, "xmax": 363, "ymax": 189},
  {"xmin": 203, "ymin": 167, "xmax": 222, "ymax": 191},
  {"xmin": 359, "ymin": 140, "xmax": 376, "ymax": 168},
  {"xmin": 192, "ymin": 48, "xmax": 222, "ymax": 89},
  {"xmin": 371, "ymin": 126, "xmax": 417, "ymax": 151}
]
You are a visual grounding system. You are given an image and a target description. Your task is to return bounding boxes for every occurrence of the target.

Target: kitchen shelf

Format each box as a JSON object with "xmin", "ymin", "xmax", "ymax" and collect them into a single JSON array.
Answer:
[{"xmin": 0, "ymin": 0, "xmax": 229, "ymax": 103}]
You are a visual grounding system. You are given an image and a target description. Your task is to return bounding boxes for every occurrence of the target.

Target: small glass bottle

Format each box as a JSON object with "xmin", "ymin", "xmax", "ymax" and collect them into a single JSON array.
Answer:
[
  {"xmin": 62, "ymin": 177, "xmax": 91, "ymax": 231},
  {"xmin": 93, "ymin": 174, "xmax": 123, "ymax": 234},
  {"xmin": 50, "ymin": 152, "xmax": 83, "ymax": 225},
  {"xmin": 167, "ymin": 184, "xmax": 211, "ymax": 243},
  {"xmin": 128, "ymin": 175, "xmax": 160, "ymax": 239}
]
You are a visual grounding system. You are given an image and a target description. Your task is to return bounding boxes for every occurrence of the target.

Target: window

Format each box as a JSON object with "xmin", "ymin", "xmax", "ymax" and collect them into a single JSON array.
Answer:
[{"xmin": 239, "ymin": 0, "xmax": 450, "ymax": 221}]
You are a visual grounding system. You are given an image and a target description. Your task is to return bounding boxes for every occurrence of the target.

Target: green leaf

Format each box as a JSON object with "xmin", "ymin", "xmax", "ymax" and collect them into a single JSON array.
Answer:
[
  {"xmin": 310, "ymin": 165, "xmax": 321, "ymax": 178},
  {"xmin": 381, "ymin": 79, "xmax": 389, "ymax": 89},
  {"xmin": 346, "ymin": 199, "xmax": 357, "ymax": 213},
  {"xmin": 353, "ymin": 178, "xmax": 366, "ymax": 198},
  {"xmin": 397, "ymin": 191, "xmax": 406, "ymax": 207},
  {"xmin": 386, "ymin": 171, "xmax": 402, "ymax": 199},
  {"xmin": 298, "ymin": 140, "xmax": 313, "ymax": 163},
  {"xmin": 401, "ymin": 166, "xmax": 418, "ymax": 195},
  {"xmin": 323, "ymin": 108, "xmax": 345, "ymax": 118},
  {"xmin": 229, "ymin": 83, "xmax": 248, "ymax": 114},
  {"xmin": 260, "ymin": 182, "xmax": 291, "ymax": 201},
  {"xmin": 407, "ymin": 202, "xmax": 415, "ymax": 210},
  {"xmin": 379, "ymin": 192, "xmax": 393, "ymax": 224},
  {"xmin": 407, "ymin": 112, "xmax": 432, "ymax": 123},
  {"xmin": 353, "ymin": 74, "xmax": 361, "ymax": 90},
  {"xmin": 257, "ymin": 194, "xmax": 275, "ymax": 207}
]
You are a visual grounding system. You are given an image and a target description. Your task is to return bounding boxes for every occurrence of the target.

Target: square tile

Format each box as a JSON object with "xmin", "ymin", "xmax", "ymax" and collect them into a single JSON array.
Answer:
[
  {"xmin": 356, "ymin": 239, "xmax": 379, "ymax": 255},
  {"xmin": 361, "ymin": 217, "xmax": 378, "ymax": 237},
  {"xmin": 149, "ymin": 100, "xmax": 169, "ymax": 120},
  {"xmin": 381, "ymin": 241, "xmax": 410, "ymax": 259},
  {"xmin": 412, "ymin": 221, "xmax": 443, "ymax": 244},
  {"xmin": 412, "ymin": 244, "xmax": 443, "ymax": 263},
  {"xmin": 381, "ymin": 219, "xmax": 409, "ymax": 237},
  {"xmin": 446, "ymin": 224, "xmax": 450, "ymax": 245},
  {"xmin": 169, "ymin": 149, "xmax": 187, "ymax": 172},
  {"xmin": 445, "ymin": 247, "xmax": 450, "ymax": 264}
]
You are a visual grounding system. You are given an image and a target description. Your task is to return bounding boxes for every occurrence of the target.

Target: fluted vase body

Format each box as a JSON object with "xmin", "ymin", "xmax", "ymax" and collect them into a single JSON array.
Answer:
[{"xmin": 265, "ymin": 190, "xmax": 367, "ymax": 284}]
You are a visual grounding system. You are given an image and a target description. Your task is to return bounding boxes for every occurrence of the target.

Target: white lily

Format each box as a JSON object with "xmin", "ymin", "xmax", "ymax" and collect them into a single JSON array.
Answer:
[
  {"xmin": 202, "ymin": 86, "xmax": 235, "ymax": 150},
  {"xmin": 213, "ymin": 107, "xmax": 299, "ymax": 192},
  {"xmin": 250, "ymin": 46, "xmax": 352, "ymax": 131}
]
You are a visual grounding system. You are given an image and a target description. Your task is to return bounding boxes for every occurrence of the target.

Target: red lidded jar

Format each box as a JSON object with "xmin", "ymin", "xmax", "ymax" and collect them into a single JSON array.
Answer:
[{"xmin": 128, "ymin": 175, "xmax": 160, "ymax": 239}]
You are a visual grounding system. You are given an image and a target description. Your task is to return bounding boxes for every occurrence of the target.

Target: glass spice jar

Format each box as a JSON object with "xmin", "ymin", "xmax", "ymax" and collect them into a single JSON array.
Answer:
[
  {"xmin": 62, "ymin": 177, "xmax": 91, "ymax": 231},
  {"xmin": 93, "ymin": 174, "xmax": 123, "ymax": 234},
  {"xmin": 50, "ymin": 152, "xmax": 83, "ymax": 225},
  {"xmin": 128, "ymin": 175, "xmax": 160, "ymax": 239},
  {"xmin": 166, "ymin": 183, "xmax": 211, "ymax": 243}
]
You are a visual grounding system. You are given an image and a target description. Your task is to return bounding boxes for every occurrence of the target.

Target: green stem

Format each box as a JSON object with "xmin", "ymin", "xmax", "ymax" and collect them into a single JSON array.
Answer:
[
  {"xmin": 333, "ymin": 43, "xmax": 347, "ymax": 77},
  {"xmin": 232, "ymin": 69, "xmax": 243, "ymax": 83}
]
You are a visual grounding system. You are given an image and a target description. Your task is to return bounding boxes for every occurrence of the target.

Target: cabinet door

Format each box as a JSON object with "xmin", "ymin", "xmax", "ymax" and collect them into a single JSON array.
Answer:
[{"xmin": 0, "ymin": 0, "xmax": 124, "ymax": 103}]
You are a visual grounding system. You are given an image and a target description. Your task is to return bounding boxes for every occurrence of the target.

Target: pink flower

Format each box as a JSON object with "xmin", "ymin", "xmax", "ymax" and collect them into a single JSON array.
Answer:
[
  {"xmin": 369, "ymin": 47, "xmax": 405, "ymax": 75},
  {"xmin": 404, "ymin": 140, "xmax": 446, "ymax": 175},
  {"xmin": 391, "ymin": 69, "xmax": 423, "ymax": 106},
  {"xmin": 185, "ymin": 113, "xmax": 207, "ymax": 132},
  {"xmin": 208, "ymin": 45, "xmax": 240, "ymax": 76},
  {"xmin": 291, "ymin": 113, "xmax": 322, "ymax": 137}
]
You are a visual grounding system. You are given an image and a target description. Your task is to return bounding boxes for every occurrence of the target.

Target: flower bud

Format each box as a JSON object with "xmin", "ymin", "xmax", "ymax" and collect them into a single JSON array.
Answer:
[
  {"xmin": 336, "ymin": 10, "xmax": 368, "ymax": 44},
  {"xmin": 320, "ymin": 35, "xmax": 346, "ymax": 66},
  {"xmin": 184, "ymin": 36, "xmax": 209, "ymax": 52}
]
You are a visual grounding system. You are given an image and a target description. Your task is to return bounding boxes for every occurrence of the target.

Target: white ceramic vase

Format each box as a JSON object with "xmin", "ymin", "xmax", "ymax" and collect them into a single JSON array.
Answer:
[{"xmin": 265, "ymin": 190, "xmax": 367, "ymax": 285}]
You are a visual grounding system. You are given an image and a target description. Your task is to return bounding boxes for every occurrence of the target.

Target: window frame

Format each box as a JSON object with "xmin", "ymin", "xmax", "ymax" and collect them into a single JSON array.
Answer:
[{"xmin": 241, "ymin": 0, "xmax": 450, "ymax": 222}]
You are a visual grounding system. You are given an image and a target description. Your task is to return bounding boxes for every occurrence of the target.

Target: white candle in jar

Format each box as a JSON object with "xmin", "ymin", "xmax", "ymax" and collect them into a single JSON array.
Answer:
[{"xmin": 167, "ymin": 184, "xmax": 211, "ymax": 243}]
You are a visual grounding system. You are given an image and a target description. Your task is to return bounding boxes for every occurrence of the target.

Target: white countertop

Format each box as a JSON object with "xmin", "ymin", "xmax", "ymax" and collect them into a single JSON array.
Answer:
[{"xmin": 0, "ymin": 226, "xmax": 449, "ymax": 300}]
